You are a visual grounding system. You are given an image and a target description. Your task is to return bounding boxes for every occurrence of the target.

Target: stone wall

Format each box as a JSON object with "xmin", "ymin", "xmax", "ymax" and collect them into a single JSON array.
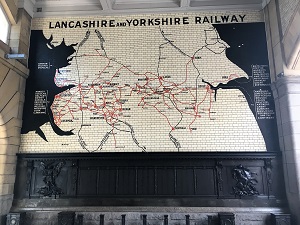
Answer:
[
  {"xmin": 265, "ymin": 0, "xmax": 300, "ymax": 224},
  {"xmin": 21, "ymin": 208, "xmax": 283, "ymax": 225},
  {"xmin": 10, "ymin": 8, "xmax": 32, "ymax": 66},
  {"xmin": 0, "ymin": 1, "xmax": 31, "ymax": 224},
  {"xmin": 1, "ymin": 0, "xmax": 299, "ymax": 224},
  {"xmin": 272, "ymin": 77, "xmax": 300, "ymax": 225},
  {"xmin": 277, "ymin": 0, "xmax": 299, "ymax": 35},
  {"xmin": 281, "ymin": 3, "xmax": 300, "ymax": 71},
  {"xmin": 0, "ymin": 1, "xmax": 30, "ymax": 224},
  {"xmin": 264, "ymin": 0, "xmax": 284, "ymax": 80},
  {"xmin": 0, "ymin": 52, "xmax": 28, "ymax": 223}
]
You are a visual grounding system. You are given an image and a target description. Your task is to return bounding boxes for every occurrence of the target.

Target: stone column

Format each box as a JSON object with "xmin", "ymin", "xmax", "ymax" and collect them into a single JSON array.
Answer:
[
  {"xmin": 272, "ymin": 76, "xmax": 300, "ymax": 224},
  {"xmin": 0, "ymin": 1, "xmax": 31, "ymax": 224},
  {"xmin": 10, "ymin": 8, "xmax": 32, "ymax": 66},
  {"xmin": 0, "ymin": 52, "xmax": 28, "ymax": 224},
  {"xmin": 265, "ymin": 0, "xmax": 300, "ymax": 224}
]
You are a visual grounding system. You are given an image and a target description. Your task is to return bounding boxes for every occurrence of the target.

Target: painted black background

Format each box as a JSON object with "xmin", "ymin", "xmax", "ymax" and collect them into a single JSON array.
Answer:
[
  {"xmin": 21, "ymin": 30, "xmax": 76, "ymax": 140},
  {"xmin": 214, "ymin": 22, "xmax": 279, "ymax": 151}
]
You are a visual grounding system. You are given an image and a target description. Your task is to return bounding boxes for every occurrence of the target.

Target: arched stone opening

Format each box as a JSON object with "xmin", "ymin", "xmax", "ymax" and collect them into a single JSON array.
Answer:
[{"xmin": 0, "ymin": 57, "xmax": 28, "ymax": 224}]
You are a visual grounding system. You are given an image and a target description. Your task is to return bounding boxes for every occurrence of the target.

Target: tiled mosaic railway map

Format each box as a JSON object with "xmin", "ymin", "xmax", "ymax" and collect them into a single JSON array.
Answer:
[{"xmin": 20, "ymin": 13, "xmax": 279, "ymax": 152}]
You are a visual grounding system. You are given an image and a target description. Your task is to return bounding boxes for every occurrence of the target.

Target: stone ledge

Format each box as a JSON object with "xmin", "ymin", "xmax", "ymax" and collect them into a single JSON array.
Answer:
[
  {"xmin": 10, "ymin": 206, "xmax": 287, "ymax": 214},
  {"xmin": 12, "ymin": 209, "xmax": 289, "ymax": 225},
  {"xmin": 271, "ymin": 76, "xmax": 300, "ymax": 99},
  {"xmin": 0, "ymin": 49, "xmax": 29, "ymax": 79}
]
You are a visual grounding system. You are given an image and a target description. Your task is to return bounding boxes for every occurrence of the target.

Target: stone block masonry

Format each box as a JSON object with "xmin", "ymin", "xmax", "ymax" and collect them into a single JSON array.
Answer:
[
  {"xmin": 22, "ymin": 208, "xmax": 283, "ymax": 225},
  {"xmin": 0, "ymin": 48, "xmax": 29, "ymax": 224}
]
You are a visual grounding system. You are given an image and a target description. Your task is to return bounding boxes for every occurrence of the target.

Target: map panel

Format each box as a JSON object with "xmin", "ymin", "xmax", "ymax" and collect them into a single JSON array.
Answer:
[{"xmin": 20, "ymin": 12, "xmax": 279, "ymax": 153}]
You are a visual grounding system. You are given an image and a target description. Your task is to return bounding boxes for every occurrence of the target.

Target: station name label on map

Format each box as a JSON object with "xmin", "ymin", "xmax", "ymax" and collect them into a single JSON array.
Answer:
[{"xmin": 49, "ymin": 15, "xmax": 246, "ymax": 29}]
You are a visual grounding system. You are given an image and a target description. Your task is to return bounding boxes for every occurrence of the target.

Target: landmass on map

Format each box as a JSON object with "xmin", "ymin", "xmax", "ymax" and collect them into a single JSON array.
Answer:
[{"xmin": 21, "ymin": 31, "xmax": 77, "ymax": 141}]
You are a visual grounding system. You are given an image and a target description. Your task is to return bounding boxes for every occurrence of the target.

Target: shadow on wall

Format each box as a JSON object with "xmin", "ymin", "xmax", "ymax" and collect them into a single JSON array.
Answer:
[{"xmin": 272, "ymin": 76, "xmax": 300, "ymax": 225}]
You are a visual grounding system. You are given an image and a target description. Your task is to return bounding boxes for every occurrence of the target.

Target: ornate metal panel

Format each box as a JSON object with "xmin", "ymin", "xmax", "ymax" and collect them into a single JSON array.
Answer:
[
  {"xmin": 37, "ymin": 161, "xmax": 65, "ymax": 197},
  {"xmin": 13, "ymin": 152, "xmax": 285, "ymax": 208},
  {"xmin": 231, "ymin": 164, "xmax": 259, "ymax": 197}
]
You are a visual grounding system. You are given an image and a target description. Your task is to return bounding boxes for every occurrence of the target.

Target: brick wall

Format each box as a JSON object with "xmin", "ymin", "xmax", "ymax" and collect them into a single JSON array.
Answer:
[{"xmin": 20, "ymin": 11, "xmax": 276, "ymax": 153}]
